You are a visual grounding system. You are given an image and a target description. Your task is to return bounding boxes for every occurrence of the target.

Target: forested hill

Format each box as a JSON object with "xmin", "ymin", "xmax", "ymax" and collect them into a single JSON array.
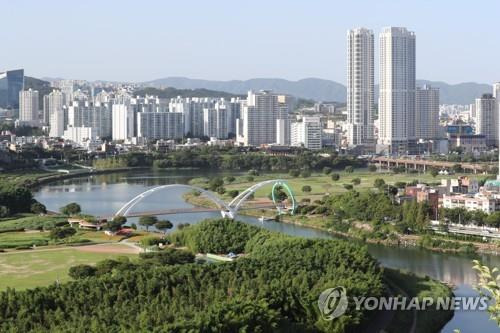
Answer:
[{"xmin": 133, "ymin": 86, "xmax": 244, "ymax": 99}]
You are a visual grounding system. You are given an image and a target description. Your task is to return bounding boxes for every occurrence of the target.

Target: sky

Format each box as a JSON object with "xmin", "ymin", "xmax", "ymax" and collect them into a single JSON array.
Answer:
[{"xmin": 1, "ymin": 0, "xmax": 499, "ymax": 84}]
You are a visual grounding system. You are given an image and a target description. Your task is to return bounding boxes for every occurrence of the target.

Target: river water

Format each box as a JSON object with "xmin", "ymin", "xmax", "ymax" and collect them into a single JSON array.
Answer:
[{"xmin": 34, "ymin": 169, "xmax": 500, "ymax": 332}]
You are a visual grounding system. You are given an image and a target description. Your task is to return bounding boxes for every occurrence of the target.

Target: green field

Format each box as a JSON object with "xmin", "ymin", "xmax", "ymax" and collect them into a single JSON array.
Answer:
[
  {"xmin": 0, "ymin": 214, "xmax": 67, "ymax": 231},
  {"xmin": 192, "ymin": 170, "xmax": 474, "ymax": 201},
  {"xmin": 0, "ymin": 169, "xmax": 57, "ymax": 187},
  {"xmin": 0, "ymin": 249, "xmax": 137, "ymax": 290}
]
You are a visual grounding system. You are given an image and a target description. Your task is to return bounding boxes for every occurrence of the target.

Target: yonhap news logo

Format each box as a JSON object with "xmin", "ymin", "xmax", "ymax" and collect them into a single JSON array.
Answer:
[
  {"xmin": 317, "ymin": 286, "xmax": 489, "ymax": 321},
  {"xmin": 317, "ymin": 286, "xmax": 349, "ymax": 320}
]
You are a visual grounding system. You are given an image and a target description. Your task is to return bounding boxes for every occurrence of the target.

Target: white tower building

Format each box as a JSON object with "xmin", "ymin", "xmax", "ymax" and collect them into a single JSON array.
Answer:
[
  {"xmin": 378, "ymin": 27, "xmax": 416, "ymax": 155},
  {"xmin": 47, "ymin": 90, "xmax": 65, "ymax": 137},
  {"xmin": 112, "ymin": 104, "xmax": 135, "ymax": 140},
  {"xmin": 475, "ymin": 93, "xmax": 498, "ymax": 147},
  {"xmin": 19, "ymin": 89, "xmax": 39, "ymax": 125},
  {"xmin": 346, "ymin": 28, "xmax": 374, "ymax": 146},
  {"xmin": 415, "ymin": 85, "xmax": 440, "ymax": 139}
]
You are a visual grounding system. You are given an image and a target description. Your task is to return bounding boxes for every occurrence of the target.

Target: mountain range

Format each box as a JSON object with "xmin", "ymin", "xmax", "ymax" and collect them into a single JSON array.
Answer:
[{"xmin": 143, "ymin": 77, "xmax": 493, "ymax": 105}]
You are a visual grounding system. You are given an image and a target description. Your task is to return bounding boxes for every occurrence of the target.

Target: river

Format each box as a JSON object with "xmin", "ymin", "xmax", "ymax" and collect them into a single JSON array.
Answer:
[{"xmin": 34, "ymin": 169, "xmax": 500, "ymax": 332}]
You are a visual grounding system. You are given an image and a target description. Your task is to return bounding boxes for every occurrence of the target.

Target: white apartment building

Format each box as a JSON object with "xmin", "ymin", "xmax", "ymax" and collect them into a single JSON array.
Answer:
[
  {"xmin": 227, "ymin": 98, "xmax": 242, "ymax": 135},
  {"xmin": 415, "ymin": 85, "xmax": 440, "ymax": 139},
  {"xmin": 203, "ymin": 103, "xmax": 228, "ymax": 139},
  {"xmin": 19, "ymin": 89, "xmax": 39, "ymax": 125},
  {"xmin": 378, "ymin": 27, "xmax": 416, "ymax": 155},
  {"xmin": 291, "ymin": 116, "xmax": 322, "ymax": 150},
  {"xmin": 112, "ymin": 104, "xmax": 134, "ymax": 140},
  {"xmin": 169, "ymin": 97, "xmax": 205, "ymax": 137},
  {"xmin": 137, "ymin": 112, "xmax": 183, "ymax": 140},
  {"xmin": 493, "ymin": 82, "xmax": 500, "ymax": 100},
  {"xmin": 63, "ymin": 126, "xmax": 95, "ymax": 145},
  {"xmin": 346, "ymin": 28, "xmax": 374, "ymax": 146},
  {"xmin": 475, "ymin": 93, "xmax": 498, "ymax": 147},
  {"xmin": 276, "ymin": 118, "xmax": 291, "ymax": 145},
  {"xmin": 47, "ymin": 90, "xmax": 65, "ymax": 137},
  {"xmin": 68, "ymin": 100, "xmax": 112, "ymax": 138},
  {"xmin": 237, "ymin": 90, "xmax": 290, "ymax": 146}
]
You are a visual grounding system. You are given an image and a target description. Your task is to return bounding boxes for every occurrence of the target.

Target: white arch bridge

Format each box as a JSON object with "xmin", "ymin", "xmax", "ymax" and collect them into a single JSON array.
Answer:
[{"xmin": 114, "ymin": 179, "xmax": 297, "ymax": 219}]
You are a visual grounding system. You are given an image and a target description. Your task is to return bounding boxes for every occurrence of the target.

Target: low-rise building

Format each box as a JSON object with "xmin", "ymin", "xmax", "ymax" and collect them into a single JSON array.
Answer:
[{"xmin": 442, "ymin": 193, "xmax": 499, "ymax": 214}]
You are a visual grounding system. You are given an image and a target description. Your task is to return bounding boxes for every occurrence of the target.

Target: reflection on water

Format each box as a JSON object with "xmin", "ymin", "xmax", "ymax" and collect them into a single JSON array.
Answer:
[{"xmin": 33, "ymin": 169, "xmax": 500, "ymax": 333}]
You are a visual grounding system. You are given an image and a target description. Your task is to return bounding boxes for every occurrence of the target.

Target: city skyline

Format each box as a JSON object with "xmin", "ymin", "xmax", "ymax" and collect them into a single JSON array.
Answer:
[{"xmin": 2, "ymin": 0, "xmax": 499, "ymax": 84}]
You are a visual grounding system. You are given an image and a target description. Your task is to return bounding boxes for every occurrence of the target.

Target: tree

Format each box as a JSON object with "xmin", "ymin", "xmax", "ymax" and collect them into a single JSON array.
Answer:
[
  {"xmin": 368, "ymin": 165, "xmax": 377, "ymax": 172},
  {"xmin": 472, "ymin": 260, "xmax": 500, "ymax": 326},
  {"xmin": 60, "ymin": 202, "xmax": 81, "ymax": 216},
  {"xmin": 49, "ymin": 227, "xmax": 76, "ymax": 240},
  {"xmin": 323, "ymin": 167, "xmax": 332, "ymax": 175},
  {"xmin": 453, "ymin": 164, "xmax": 463, "ymax": 173},
  {"xmin": 228, "ymin": 190, "xmax": 239, "ymax": 198},
  {"xmin": 139, "ymin": 215, "xmax": 158, "ymax": 231},
  {"xmin": 351, "ymin": 178, "xmax": 361, "ymax": 185},
  {"xmin": 106, "ymin": 216, "xmax": 127, "ymax": 233},
  {"xmin": 248, "ymin": 169, "xmax": 259, "ymax": 176},
  {"xmin": 0, "ymin": 205, "xmax": 10, "ymax": 218},
  {"xmin": 344, "ymin": 166, "xmax": 354, "ymax": 173},
  {"xmin": 113, "ymin": 216, "xmax": 127, "ymax": 224},
  {"xmin": 343, "ymin": 184, "xmax": 353, "ymax": 190},
  {"xmin": 395, "ymin": 182, "xmax": 407, "ymax": 189},
  {"xmin": 289, "ymin": 169, "xmax": 300, "ymax": 177},
  {"xmin": 155, "ymin": 220, "xmax": 173, "ymax": 234},
  {"xmin": 208, "ymin": 177, "xmax": 224, "ymax": 192},
  {"xmin": 246, "ymin": 176, "xmax": 254, "ymax": 182},
  {"xmin": 331, "ymin": 173, "xmax": 340, "ymax": 181},
  {"xmin": 273, "ymin": 186, "xmax": 288, "ymax": 202},
  {"xmin": 301, "ymin": 169, "xmax": 311, "ymax": 178},
  {"xmin": 30, "ymin": 202, "xmax": 46, "ymax": 214},
  {"xmin": 68, "ymin": 264, "xmax": 97, "ymax": 279},
  {"xmin": 374, "ymin": 178, "xmax": 385, "ymax": 189},
  {"xmin": 225, "ymin": 176, "xmax": 236, "ymax": 183},
  {"xmin": 302, "ymin": 185, "xmax": 312, "ymax": 193},
  {"xmin": 430, "ymin": 168, "xmax": 439, "ymax": 178}
]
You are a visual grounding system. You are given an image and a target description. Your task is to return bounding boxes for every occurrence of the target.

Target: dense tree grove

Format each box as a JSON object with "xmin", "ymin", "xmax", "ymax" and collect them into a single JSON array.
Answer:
[
  {"xmin": 93, "ymin": 149, "xmax": 365, "ymax": 172},
  {"xmin": 167, "ymin": 218, "xmax": 261, "ymax": 253},
  {"xmin": 0, "ymin": 184, "xmax": 33, "ymax": 215},
  {"xmin": 0, "ymin": 219, "xmax": 384, "ymax": 332}
]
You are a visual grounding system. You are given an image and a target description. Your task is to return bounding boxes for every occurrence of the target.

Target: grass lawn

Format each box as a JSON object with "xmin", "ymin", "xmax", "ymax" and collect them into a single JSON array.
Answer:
[
  {"xmin": 0, "ymin": 248, "xmax": 137, "ymax": 290},
  {"xmin": 0, "ymin": 214, "xmax": 67, "ymax": 231},
  {"xmin": 0, "ymin": 231, "xmax": 50, "ymax": 248},
  {"xmin": 190, "ymin": 170, "xmax": 474, "ymax": 202},
  {"xmin": 0, "ymin": 169, "xmax": 57, "ymax": 187}
]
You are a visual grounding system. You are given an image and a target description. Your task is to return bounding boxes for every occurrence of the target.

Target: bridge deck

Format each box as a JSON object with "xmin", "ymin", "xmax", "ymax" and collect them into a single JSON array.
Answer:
[{"xmin": 103, "ymin": 204, "xmax": 276, "ymax": 219}]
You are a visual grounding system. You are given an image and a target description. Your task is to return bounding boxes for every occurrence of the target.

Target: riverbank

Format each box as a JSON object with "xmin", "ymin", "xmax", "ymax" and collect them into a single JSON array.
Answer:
[{"xmin": 182, "ymin": 190, "xmax": 500, "ymax": 256}]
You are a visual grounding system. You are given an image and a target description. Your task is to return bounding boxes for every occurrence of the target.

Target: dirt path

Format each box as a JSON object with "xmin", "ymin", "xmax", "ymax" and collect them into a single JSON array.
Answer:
[{"xmin": 74, "ymin": 243, "xmax": 141, "ymax": 254}]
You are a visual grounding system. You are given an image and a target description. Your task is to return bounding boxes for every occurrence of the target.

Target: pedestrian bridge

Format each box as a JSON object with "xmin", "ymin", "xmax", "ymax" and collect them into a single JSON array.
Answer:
[{"xmin": 114, "ymin": 179, "xmax": 297, "ymax": 219}]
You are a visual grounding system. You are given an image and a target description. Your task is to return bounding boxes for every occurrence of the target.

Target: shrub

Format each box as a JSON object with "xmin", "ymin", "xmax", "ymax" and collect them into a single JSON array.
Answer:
[
  {"xmin": 60, "ymin": 203, "xmax": 81, "ymax": 216},
  {"xmin": 302, "ymin": 185, "xmax": 312, "ymax": 193},
  {"xmin": 69, "ymin": 265, "xmax": 97, "ymax": 279}
]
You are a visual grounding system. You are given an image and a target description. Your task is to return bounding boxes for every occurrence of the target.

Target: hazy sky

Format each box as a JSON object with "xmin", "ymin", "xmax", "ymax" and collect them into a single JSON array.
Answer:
[{"xmin": 2, "ymin": 0, "xmax": 498, "ymax": 84}]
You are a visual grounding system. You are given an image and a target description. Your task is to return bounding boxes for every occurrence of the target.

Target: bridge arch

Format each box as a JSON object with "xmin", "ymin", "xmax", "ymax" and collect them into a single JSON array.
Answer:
[
  {"xmin": 114, "ymin": 179, "xmax": 297, "ymax": 219},
  {"xmin": 228, "ymin": 179, "xmax": 297, "ymax": 216},
  {"xmin": 114, "ymin": 184, "xmax": 230, "ymax": 217}
]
